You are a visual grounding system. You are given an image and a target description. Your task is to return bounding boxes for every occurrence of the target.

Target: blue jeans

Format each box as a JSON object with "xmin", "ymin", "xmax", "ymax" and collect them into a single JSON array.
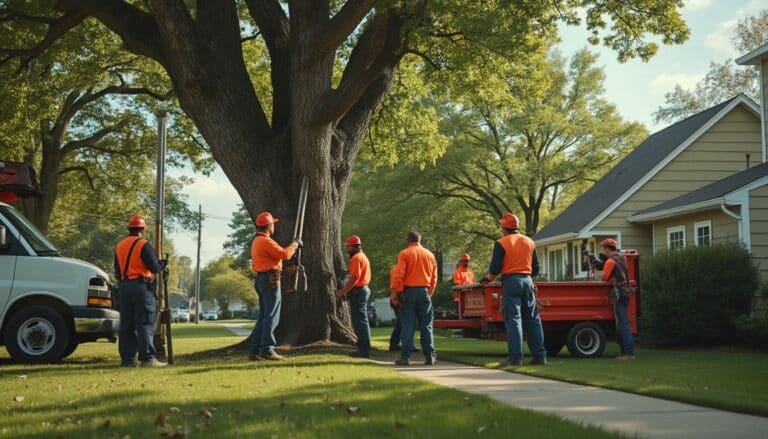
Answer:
[
  {"xmin": 501, "ymin": 275, "xmax": 546, "ymax": 361},
  {"xmin": 249, "ymin": 272, "xmax": 281, "ymax": 355},
  {"xmin": 349, "ymin": 286, "xmax": 371, "ymax": 353},
  {"xmin": 118, "ymin": 279, "xmax": 157, "ymax": 363},
  {"xmin": 400, "ymin": 287, "xmax": 435, "ymax": 358},
  {"xmin": 389, "ymin": 303, "xmax": 401, "ymax": 348},
  {"xmin": 614, "ymin": 296, "xmax": 635, "ymax": 356}
]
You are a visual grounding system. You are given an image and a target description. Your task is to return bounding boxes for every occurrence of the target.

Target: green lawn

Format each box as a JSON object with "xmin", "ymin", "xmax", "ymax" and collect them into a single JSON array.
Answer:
[
  {"xmin": 370, "ymin": 327, "xmax": 768, "ymax": 416},
  {"xmin": 0, "ymin": 323, "xmax": 623, "ymax": 439}
]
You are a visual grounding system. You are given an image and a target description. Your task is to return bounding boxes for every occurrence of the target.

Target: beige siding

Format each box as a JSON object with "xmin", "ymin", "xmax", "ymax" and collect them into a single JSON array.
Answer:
[
  {"xmin": 750, "ymin": 184, "xmax": 768, "ymax": 286},
  {"xmin": 594, "ymin": 104, "xmax": 761, "ymax": 253},
  {"xmin": 652, "ymin": 209, "xmax": 740, "ymax": 252}
]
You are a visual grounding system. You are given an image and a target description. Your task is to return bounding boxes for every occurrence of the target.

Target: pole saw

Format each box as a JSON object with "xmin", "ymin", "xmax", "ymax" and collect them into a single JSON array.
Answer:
[{"xmin": 284, "ymin": 176, "xmax": 308, "ymax": 293}]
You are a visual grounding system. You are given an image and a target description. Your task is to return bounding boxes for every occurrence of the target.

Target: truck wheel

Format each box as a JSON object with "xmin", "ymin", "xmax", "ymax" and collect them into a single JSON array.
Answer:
[
  {"xmin": 3, "ymin": 305, "xmax": 71, "ymax": 364},
  {"xmin": 61, "ymin": 338, "xmax": 79, "ymax": 359},
  {"xmin": 566, "ymin": 322, "xmax": 606, "ymax": 358},
  {"xmin": 544, "ymin": 334, "xmax": 566, "ymax": 357}
]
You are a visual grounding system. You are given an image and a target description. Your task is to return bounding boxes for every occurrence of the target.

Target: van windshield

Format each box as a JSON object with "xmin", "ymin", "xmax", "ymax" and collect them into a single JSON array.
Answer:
[{"xmin": 0, "ymin": 205, "xmax": 60, "ymax": 255}]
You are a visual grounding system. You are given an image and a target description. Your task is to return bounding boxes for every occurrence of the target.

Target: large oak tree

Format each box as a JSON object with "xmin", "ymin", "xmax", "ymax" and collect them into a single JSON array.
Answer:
[{"xmin": 2, "ymin": 0, "xmax": 689, "ymax": 345}]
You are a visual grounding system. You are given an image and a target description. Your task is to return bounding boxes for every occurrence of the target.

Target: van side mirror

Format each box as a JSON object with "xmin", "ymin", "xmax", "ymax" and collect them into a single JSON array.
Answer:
[{"xmin": 0, "ymin": 225, "xmax": 7, "ymax": 249}]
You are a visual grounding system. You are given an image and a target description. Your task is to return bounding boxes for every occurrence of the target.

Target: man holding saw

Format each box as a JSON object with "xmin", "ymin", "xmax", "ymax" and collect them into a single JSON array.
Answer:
[{"xmin": 248, "ymin": 212, "xmax": 301, "ymax": 361}]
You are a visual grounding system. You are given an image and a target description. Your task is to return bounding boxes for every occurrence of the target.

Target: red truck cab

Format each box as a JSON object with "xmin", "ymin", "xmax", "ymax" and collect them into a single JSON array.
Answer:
[{"xmin": 435, "ymin": 251, "xmax": 640, "ymax": 358}]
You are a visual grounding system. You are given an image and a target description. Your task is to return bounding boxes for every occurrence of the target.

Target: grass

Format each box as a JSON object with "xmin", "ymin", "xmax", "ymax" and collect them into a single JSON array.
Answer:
[
  {"xmin": 370, "ymin": 327, "xmax": 768, "ymax": 416},
  {"xmin": 0, "ymin": 323, "xmax": 624, "ymax": 439}
]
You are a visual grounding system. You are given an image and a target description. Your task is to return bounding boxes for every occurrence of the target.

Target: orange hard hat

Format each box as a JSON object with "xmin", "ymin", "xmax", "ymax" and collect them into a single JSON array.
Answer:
[
  {"xmin": 343, "ymin": 235, "xmax": 362, "ymax": 247},
  {"xmin": 601, "ymin": 238, "xmax": 618, "ymax": 249},
  {"xmin": 499, "ymin": 213, "xmax": 520, "ymax": 230},
  {"xmin": 127, "ymin": 215, "xmax": 146, "ymax": 229},
  {"xmin": 255, "ymin": 212, "xmax": 279, "ymax": 227},
  {"xmin": 460, "ymin": 253, "xmax": 471, "ymax": 261}
]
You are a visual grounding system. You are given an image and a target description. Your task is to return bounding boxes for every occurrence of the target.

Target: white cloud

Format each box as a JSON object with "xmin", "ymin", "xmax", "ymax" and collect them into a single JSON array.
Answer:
[
  {"xmin": 685, "ymin": 0, "xmax": 712, "ymax": 11},
  {"xmin": 649, "ymin": 73, "xmax": 705, "ymax": 97},
  {"xmin": 704, "ymin": 19, "xmax": 739, "ymax": 57}
]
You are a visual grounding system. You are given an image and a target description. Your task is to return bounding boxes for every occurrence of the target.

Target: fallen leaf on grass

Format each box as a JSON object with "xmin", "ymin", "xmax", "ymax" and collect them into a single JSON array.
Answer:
[
  {"xmin": 99, "ymin": 420, "xmax": 111, "ymax": 429},
  {"xmin": 394, "ymin": 421, "xmax": 406, "ymax": 429},
  {"xmin": 199, "ymin": 408, "xmax": 213, "ymax": 419},
  {"xmin": 17, "ymin": 375, "xmax": 27, "ymax": 381},
  {"xmin": 477, "ymin": 426, "xmax": 487, "ymax": 433},
  {"xmin": 169, "ymin": 407, "xmax": 180, "ymax": 413},
  {"xmin": 55, "ymin": 384, "xmax": 63, "ymax": 392},
  {"xmin": 279, "ymin": 401, "xmax": 286, "ymax": 408},
  {"xmin": 346, "ymin": 406, "xmax": 360, "ymax": 415},
  {"xmin": 12, "ymin": 396, "xmax": 24, "ymax": 402}
]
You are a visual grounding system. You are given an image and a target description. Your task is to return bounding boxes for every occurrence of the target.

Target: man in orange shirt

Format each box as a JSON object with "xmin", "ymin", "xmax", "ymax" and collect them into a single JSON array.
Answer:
[
  {"xmin": 483, "ymin": 213, "xmax": 546, "ymax": 367},
  {"xmin": 248, "ymin": 212, "xmax": 300, "ymax": 361},
  {"xmin": 391, "ymin": 231, "xmax": 438, "ymax": 366},
  {"xmin": 336, "ymin": 235, "xmax": 372, "ymax": 358},
  {"xmin": 452, "ymin": 253, "xmax": 476, "ymax": 302},
  {"xmin": 114, "ymin": 215, "xmax": 165, "ymax": 367}
]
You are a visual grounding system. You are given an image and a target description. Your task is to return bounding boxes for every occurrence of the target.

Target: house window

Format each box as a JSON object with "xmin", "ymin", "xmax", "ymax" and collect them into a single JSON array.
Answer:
[
  {"xmin": 694, "ymin": 221, "xmax": 712, "ymax": 246},
  {"xmin": 667, "ymin": 226, "xmax": 686, "ymax": 250},
  {"xmin": 548, "ymin": 247, "xmax": 565, "ymax": 280}
]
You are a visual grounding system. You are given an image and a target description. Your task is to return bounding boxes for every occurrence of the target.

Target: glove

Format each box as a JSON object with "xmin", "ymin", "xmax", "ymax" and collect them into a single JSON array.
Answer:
[
  {"xmin": 162, "ymin": 267, "xmax": 170, "ymax": 279},
  {"xmin": 293, "ymin": 239, "xmax": 303, "ymax": 248},
  {"xmin": 159, "ymin": 258, "xmax": 169, "ymax": 269}
]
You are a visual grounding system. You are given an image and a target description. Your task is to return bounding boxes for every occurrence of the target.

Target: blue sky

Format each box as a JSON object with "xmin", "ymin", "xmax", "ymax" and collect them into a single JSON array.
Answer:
[{"xmin": 169, "ymin": 0, "xmax": 766, "ymax": 266}]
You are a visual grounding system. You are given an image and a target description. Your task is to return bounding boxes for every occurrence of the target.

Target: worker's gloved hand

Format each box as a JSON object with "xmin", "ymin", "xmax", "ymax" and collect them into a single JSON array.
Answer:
[
  {"xmin": 159, "ymin": 259, "xmax": 169, "ymax": 269},
  {"xmin": 162, "ymin": 267, "xmax": 170, "ymax": 279},
  {"xmin": 293, "ymin": 239, "xmax": 303, "ymax": 248}
]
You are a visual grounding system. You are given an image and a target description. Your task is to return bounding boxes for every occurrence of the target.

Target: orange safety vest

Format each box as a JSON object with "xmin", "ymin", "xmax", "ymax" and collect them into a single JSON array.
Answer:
[
  {"xmin": 452, "ymin": 266, "xmax": 476, "ymax": 286},
  {"xmin": 115, "ymin": 236, "xmax": 153, "ymax": 280},
  {"xmin": 497, "ymin": 233, "xmax": 535, "ymax": 275}
]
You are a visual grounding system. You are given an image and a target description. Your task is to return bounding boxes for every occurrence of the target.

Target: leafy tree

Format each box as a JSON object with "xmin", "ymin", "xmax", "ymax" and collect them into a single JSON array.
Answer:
[
  {"xmin": 222, "ymin": 204, "xmax": 256, "ymax": 273},
  {"xmin": 4, "ymin": 0, "xmax": 690, "ymax": 345},
  {"xmin": 204, "ymin": 271, "xmax": 257, "ymax": 317},
  {"xmin": 653, "ymin": 9, "xmax": 768, "ymax": 123},
  {"xmin": 419, "ymin": 48, "xmax": 647, "ymax": 236}
]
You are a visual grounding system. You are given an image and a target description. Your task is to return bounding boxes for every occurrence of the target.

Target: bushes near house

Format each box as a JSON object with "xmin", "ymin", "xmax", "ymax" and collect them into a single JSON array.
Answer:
[{"xmin": 641, "ymin": 244, "xmax": 759, "ymax": 347}]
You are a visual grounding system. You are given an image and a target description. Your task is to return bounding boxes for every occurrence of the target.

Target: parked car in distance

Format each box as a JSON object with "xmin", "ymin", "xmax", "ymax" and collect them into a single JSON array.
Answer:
[
  {"xmin": 172, "ymin": 308, "xmax": 190, "ymax": 323},
  {"xmin": 202, "ymin": 310, "xmax": 218, "ymax": 320},
  {"xmin": 367, "ymin": 304, "xmax": 380, "ymax": 328}
]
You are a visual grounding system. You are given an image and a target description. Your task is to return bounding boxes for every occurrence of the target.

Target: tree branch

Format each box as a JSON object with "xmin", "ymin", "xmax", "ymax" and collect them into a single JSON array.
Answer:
[
  {"xmin": 61, "ymin": 120, "xmax": 128, "ymax": 155},
  {"xmin": 58, "ymin": 166, "xmax": 95, "ymax": 190},
  {"xmin": 55, "ymin": 0, "xmax": 165, "ymax": 64},
  {"xmin": 0, "ymin": 8, "xmax": 88, "ymax": 67},
  {"xmin": 312, "ymin": 0, "xmax": 375, "ymax": 56}
]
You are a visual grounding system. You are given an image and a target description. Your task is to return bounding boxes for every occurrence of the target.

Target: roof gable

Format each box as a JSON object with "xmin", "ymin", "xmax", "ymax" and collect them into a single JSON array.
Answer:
[{"xmin": 535, "ymin": 95, "xmax": 759, "ymax": 242}]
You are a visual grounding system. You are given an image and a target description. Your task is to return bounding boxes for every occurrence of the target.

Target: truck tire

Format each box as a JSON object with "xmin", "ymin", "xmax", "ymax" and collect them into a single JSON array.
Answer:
[
  {"xmin": 3, "ymin": 305, "xmax": 71, "ymax": 364},
  {"xmin": 566, "ymin": 322, "xmax": 606, "ymax": 358},
  {"xmin": 544, "ymin": 333, "xmax": 566, "ymax": 357},
  {"xmin": 61, "ymin": 338, "xmax": 79, "ymax": 359}
]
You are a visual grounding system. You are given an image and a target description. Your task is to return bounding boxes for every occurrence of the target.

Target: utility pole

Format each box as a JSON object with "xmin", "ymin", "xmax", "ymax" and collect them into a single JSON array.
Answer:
[{"xmin": 194, "ymin": 204, "xmax": 202, "ymax": 324}]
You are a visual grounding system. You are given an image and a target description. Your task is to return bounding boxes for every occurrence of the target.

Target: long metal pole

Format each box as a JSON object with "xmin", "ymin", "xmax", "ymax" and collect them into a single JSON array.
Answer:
[
  {"xmin": 194, "ymin": 204, "xmax": 202, "ymax": 324},
  {"xmin": 154, "ymin": 110, "xmax": 168, "ymax": 356}
]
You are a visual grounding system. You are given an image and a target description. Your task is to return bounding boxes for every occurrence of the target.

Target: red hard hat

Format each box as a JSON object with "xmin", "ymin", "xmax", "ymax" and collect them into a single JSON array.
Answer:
[
  {"xmin": 127, "ymin": 215, "xmax": 146, "ymax": 229},
  {"xmin": 499, "ymin": 213, "xmax": 520, "ymax": 230},
  {"xmin": 601, "ymin": 238, "xmax": 618, "ymax": 249},
  {"xmin": 255, "ymin": 212, "xmax": 279, "ymax": 227},
  {"xmin": 460, "ymin": 253, "xmax": 471, "ymax": 261},
  {"xmin": 343, "ymin": 235, "xmax": 362, "ymax": 247}
]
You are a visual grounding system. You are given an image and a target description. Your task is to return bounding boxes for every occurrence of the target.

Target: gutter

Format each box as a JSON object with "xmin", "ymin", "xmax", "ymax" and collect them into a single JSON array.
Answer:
[{"xmin": 627, "ymin": 198, "xmax": 723, "ymax": 223}]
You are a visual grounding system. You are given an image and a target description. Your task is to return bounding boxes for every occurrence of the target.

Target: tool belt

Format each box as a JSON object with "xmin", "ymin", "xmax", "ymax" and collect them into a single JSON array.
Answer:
[
  {"xmin": 611, "ymin": 283, "xmax": 636, "ymax": 303},
  {"xmin": 267, "ymin": 269, "xmax": 281, "ymax": 288}
]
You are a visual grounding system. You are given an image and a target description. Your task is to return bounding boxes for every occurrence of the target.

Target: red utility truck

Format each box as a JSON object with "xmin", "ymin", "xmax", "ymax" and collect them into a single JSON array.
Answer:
[{"xmin": 434, "ymin": 251, "xmax": 640, "ymax": 358}]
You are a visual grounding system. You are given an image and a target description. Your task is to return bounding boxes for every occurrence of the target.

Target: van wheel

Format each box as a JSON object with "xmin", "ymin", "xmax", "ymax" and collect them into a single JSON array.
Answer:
[
  {"xmin": 566, "ymin": 322, "xmax": 606, "ymax": 358},
  {"xmin": 4, "ymin": 306, "xmax": 71, "ymax": 364},
  {"xmin": 61, "ymin": 338, "xmax": 79, "ymax": 359}
]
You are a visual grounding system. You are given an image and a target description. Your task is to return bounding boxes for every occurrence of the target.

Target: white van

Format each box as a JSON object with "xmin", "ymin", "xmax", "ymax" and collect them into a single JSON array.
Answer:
[{"xmin": 0, "ymin": 201, "xmax": 119, "ymax": 363}]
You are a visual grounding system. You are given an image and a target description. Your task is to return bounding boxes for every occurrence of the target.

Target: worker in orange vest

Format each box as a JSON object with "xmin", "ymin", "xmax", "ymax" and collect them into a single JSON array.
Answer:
[
  {"xmin": 483, "ymin": 213, "xmax": 546, "ymax": 367},
  {"xmin": 391, "ymin": 231, "xmax": 438, "ymax": 366},
  {"xmin": 114, "ymin": 215, "xmax": 165, "ymax": 367},
  {"xmin": 452, "ymin": 253, "xmax": 476, "ymax": 302},
  {"xmin": 247, "ymin": 212, "xmax": 300, "ymax": 361},
  {"xmin": 336, "ymin": 235, "xmax": 372, "ymax": 358},
  {"xmin": 598, "ymin": 238, "xmax": 636, "ymax": 360}
]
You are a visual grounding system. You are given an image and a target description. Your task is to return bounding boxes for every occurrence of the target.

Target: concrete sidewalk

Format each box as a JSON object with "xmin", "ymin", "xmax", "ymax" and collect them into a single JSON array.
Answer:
[
  {"xmin": 218, "ymin": 322, "xmax": 251, "ymax": 337},
  {"xmin": 376, "ymin": 358, "xmax": 768, "ymax": 438}
]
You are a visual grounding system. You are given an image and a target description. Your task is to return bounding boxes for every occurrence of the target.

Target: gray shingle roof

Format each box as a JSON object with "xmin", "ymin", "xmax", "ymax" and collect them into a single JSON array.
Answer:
[
  {"xmin": 632, "ymin": 160, "xmax": 768, "ymax": 217},
  {"xmin": 534, "ymin": 96, "xmax": 742, "ymax": 241}
]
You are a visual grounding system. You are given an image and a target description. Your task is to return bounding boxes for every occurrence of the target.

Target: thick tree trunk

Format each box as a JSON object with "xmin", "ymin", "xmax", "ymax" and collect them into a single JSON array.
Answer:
[{"xmin": 20, "ymin": 141, "xmax": 59, "ymax": 234}]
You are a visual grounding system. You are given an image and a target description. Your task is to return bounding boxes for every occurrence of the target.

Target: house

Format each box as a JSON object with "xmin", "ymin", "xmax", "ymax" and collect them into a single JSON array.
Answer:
[{"xmin": 534, "ymin": 94, "xmax": 767, "ymax": 284}]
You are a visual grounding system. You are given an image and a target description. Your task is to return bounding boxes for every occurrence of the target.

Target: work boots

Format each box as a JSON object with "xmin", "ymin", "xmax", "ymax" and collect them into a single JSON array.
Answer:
[
  {"xmin": 261, "ymin": 352, "xmax": 287, "ymax": 361},
  {"xmin": 140, "ymin": 358, "xmax": 168, "ymax": 367},
  {"xmin": 425, "ymin": 354, "xmax": 438, "ymax": 366},
  {"xmin": 498, "ymin": 358, "xmax": 523, "ymax": 368},
  {"xmin": 394, "ymin": 357, "xmax": 410, "ymax": 366},
  {"xmin": 529, "ymin": 357, "xmax": 547, "ymax": 365}
]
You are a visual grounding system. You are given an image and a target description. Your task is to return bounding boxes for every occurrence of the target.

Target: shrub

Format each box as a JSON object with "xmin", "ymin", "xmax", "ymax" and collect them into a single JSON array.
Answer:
[{"xmin": 640, "ymin": 244, "xmax": 759, "ymax": 347}]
